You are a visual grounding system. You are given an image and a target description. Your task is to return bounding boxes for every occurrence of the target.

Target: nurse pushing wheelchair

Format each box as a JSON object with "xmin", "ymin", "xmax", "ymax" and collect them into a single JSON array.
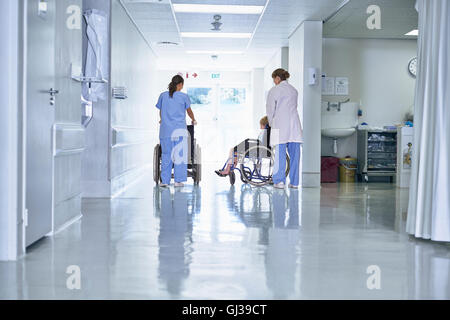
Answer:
[
  {"xmin": 215, "ymin": 116, "xmax": 291, "ymax": 187},
  {"xmin": 153, "ymin": 75, "xmax": 201, "ymax": 187}
]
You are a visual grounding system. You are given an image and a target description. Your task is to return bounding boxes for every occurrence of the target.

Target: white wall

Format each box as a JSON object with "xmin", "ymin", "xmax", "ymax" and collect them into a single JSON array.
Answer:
[
  {"xmin": 0, "ymin": 0, "xmax": 23, "ymax": 261},
  {"xmin": 81, "ymin": 0, "xmax": 159, "ymax": 198},
  {"xmin": 263, "ymin": 47, "xmax": 289, "ymax": 97},
  {"xmin": 321, "ymin": 38, "xmax": 417, "ymax": 158},
  {"xmin": 109, "ymin": 0, "xmax": 159, "ymax": 198},
  {"xmin": 252, "ymin": 68, "xmax": 265, "ymax": 131},
  {"xmin": 289, "ymin": 21, "xmax": 323, "ymax": 188}
]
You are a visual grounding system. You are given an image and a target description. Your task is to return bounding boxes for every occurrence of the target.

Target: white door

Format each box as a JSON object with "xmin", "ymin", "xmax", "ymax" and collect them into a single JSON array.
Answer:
[{"xmin": 26, "ymin": 0, "xmax": 56, "ymax": 246}]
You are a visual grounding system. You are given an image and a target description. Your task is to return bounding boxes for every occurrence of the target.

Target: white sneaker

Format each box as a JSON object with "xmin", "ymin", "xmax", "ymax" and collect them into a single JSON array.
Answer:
[
  {"xmin": 289, "ymin": 184, "xmax": 299, "ymax": 189},
  {"xmin": 174, "ymin": 182, "xmax": 185, "ymax": 188},
  {"xmin": 273, "ymin": 182, "xmax": 285, "ymax": 189},
  {"xmin": 159, "ymin": 183, "xmax": 169, "ymax": 188}
]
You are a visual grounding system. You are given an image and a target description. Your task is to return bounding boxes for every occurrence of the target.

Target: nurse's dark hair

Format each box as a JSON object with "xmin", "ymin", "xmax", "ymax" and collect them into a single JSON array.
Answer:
[
  {"xmin": 168, "ymin": 75, "xmax": 184, "ymax": 98},
  {"xmin": 272, "ymin": 68, "xmax": 290, "ymax": 81}
]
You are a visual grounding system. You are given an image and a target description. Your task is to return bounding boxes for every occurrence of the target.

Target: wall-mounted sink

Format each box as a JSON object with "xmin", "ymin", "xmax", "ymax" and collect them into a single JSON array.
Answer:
[
  {"xmin": 321, "ymin": 128, "xmax": 356, "ymax": 139},
  {"xmin": 321, "ymin": 102, "xmax": 359, "ymax": 154}
]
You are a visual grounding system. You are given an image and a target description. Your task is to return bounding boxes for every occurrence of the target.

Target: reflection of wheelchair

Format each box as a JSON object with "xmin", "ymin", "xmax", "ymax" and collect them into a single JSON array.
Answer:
[
  {"xmin": 222, "ymin": 129, "xmax": 290, "ymax": 187},
  {"xmin": 153, "ymin": 186, "xmax": 202, "ymax": 217},
  {"xmin": 153, "ymin": 125, "xmax": 202, "ymax": 185},
  {"xmin": 235, "ymin": 185, "xmax": 274, "ymax": 227}
]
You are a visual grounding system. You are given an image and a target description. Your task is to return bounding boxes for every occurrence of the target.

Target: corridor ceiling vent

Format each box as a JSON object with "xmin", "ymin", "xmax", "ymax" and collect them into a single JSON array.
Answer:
[
  {"xmin": 211, "ymin": 15, "xmax": 223, "ymax": 31},
  {"xmin": 172, "ymin": 4, "xmax": 265, "ymax": 15}
]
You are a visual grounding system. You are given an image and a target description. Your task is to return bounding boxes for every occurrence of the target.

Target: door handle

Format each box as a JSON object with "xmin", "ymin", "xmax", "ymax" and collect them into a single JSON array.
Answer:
[
  {"xmin": 47, "ymin": 88, "xmax": 59, "ymax": 96},
  {"xmin": 45, "ymin": 88, "xmax": 59, "ymax": 106}
]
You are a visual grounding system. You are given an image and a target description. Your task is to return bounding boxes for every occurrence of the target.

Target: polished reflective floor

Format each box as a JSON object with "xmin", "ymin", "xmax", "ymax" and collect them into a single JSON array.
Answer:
[{"xmin": 1, "ymin": 165, "xmax": 449, "ymax": 299}]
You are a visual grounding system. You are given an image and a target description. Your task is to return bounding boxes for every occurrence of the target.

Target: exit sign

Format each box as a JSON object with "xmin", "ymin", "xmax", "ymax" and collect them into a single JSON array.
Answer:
[{"xmin": 211, "ymin": 73, "xmax": 221, "ymax": 79}]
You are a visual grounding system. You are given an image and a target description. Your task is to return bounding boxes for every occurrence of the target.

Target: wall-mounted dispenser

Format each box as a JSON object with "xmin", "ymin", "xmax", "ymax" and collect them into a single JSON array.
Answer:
[{"xmin": 308, "ymin": 68, "xmax": 319, "ymax": 86}]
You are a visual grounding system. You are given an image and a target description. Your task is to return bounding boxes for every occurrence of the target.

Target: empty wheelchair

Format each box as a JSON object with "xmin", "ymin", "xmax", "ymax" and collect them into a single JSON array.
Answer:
[{"xmin": 153, "ymin": 125, "xmax": 202, "ymax": 185}]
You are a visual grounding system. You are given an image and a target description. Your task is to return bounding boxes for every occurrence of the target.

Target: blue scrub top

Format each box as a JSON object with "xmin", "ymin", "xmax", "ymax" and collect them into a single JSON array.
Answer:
[{"xmin": 156, "ymin": 91, "xmax": 191, "ymax": 139}]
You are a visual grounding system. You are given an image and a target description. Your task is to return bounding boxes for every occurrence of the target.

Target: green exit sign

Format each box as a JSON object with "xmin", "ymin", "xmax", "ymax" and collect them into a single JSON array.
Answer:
[{"xmin": 211, "ymin": 73, "xmax": 221, "ymax": 79}]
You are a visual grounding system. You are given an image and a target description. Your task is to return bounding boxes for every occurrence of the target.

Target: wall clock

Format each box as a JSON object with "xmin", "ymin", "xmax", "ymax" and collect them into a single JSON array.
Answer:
[{"xmin": 408, "ymin": 57, "xmax": 417, "ymax": 78}]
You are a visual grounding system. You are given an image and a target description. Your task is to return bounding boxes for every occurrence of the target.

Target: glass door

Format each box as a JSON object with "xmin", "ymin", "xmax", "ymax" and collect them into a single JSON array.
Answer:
[{"xmin": 186, "ymin": 83, "xmax": 252, "ymax": 166}]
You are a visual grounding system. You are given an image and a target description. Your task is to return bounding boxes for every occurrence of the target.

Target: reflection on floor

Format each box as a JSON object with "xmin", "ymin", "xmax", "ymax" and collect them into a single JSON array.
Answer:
[{"xmin": 1, "ymin": 166, "xmax": 449, "ymax": 300}]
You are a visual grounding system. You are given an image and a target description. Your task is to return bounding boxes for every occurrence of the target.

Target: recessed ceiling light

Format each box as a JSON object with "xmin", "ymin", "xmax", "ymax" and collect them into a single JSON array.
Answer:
[
  {"xmin": 405, "ymin": 29, "xmax": 418, "ymax": 36},
  {"xmin": 186, "ymin": 50, "xmax": 244, "ymax": 55},
  {"xmin": 180, "ymin": 32, "xmax": 252, "ymax": 38},
  {"xmin": 173, "ymin": 4, "xmax": 264, "ymax": 15}
]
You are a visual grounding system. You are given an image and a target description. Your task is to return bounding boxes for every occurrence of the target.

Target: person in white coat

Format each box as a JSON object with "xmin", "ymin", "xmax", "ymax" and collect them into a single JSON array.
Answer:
[{"xmin": 266, "ymin": 69, "xmax": 303, "ymax": 189}]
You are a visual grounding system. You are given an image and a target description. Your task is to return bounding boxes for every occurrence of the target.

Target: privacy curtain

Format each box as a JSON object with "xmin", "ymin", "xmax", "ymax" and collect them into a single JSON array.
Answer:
[{"xmin": 407, "ymin": 0, "xmax": 450, "ymax": 242}]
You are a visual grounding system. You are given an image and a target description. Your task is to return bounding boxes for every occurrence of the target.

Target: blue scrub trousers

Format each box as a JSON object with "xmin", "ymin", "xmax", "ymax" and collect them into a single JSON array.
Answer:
[
  {"xmin": 160, "ymin": 136, "xmax": 188, "ymax": 185},
  {"xmin": 273, "ymin": 143, "xmax": 301, "ymax": 186}
]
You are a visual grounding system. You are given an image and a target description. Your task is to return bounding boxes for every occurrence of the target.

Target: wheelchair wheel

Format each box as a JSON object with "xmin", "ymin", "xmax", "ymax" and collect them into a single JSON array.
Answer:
[
  {"xmin": 193, "ymin": 144, "xmax": 202, "ymax": 185},
  {"xmin": 153, "ymin": 145, "xmax": 162, "ymax": 184},
  {"xmin": 240, "ymin": 146, "xmax": 275, "ymax": 187},
  {"xmin": 286, "ymin": 154, "xmax": 291, "ymax": 177},
  {"xmin": 240, "ymin": 168, "xmax": 250, "ymax": 184},
  {"xmin": 229, "ymin": 171, "xmax": 236, "ymax": 185}
]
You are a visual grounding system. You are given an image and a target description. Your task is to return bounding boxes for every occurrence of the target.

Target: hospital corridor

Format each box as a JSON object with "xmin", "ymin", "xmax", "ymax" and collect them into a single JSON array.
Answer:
[{"xmin": 1, "ymin": 0, "xmax": 450, "ymax": 303}]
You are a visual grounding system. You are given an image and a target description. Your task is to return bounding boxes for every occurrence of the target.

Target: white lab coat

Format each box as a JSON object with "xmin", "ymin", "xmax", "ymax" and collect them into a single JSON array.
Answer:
[{"xmin": 266, "ymin": 81, "xmax": 303, "ymax": 146}]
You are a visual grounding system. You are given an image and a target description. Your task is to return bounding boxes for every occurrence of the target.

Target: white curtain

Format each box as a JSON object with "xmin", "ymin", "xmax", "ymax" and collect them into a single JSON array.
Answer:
[{"xmin": 407, "ymin": 0, "xmax": 450, "ymax": 242}]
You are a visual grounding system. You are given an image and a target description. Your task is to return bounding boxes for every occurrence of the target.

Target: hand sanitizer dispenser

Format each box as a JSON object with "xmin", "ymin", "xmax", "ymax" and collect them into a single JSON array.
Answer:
[{"xmin": 308, "ymin": 68, "xmax": 319, "ymax": 86}]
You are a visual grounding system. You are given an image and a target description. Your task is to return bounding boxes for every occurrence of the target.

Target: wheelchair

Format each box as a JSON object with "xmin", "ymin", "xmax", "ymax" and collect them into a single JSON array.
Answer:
[
  {"xmin": 221, "ymin": 129, "xmax": 290, "ymax": 187},
  {"xmin": 153, "ymin": 125, "xmax": 202, "ymax": 185}
]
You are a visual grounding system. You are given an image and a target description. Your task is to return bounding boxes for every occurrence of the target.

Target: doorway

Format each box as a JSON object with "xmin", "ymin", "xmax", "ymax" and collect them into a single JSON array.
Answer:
[
  {"xmin": 186, "ymin": 82, "xmax": 252, "ymax": 167},
  {"xmin": 25, "ymin": 0, "xmax": 56, "ymax": 246}
]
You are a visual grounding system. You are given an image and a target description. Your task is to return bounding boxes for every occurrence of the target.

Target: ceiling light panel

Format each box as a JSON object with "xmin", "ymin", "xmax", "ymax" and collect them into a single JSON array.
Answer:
[{"xmin": 173, "ymin": 4, "xmax": 264, "ymax": 14}]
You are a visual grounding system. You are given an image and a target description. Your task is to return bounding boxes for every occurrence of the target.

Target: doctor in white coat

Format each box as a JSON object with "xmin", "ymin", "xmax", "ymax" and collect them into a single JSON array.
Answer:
[{"xmin": 266, "ymin": 69, "xmax": 303, "ymax": 189}]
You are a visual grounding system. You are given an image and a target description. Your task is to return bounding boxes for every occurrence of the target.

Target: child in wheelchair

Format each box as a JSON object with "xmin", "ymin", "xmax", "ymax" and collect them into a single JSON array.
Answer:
[{"xmin": 215, "ymin": 116, "xmax": 270, "ymax": 177}]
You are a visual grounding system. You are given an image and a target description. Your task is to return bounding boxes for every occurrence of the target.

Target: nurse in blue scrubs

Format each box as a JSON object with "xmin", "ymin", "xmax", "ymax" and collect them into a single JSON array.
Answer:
[{"xmin": 156, "ymin": 75, "xmax": 197, "ymax": 187}]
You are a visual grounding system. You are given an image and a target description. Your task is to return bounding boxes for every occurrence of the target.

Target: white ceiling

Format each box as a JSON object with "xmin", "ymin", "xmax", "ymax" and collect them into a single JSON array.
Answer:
[
  {"xmin": 323, "ymin": 0, "xmax": 418, "ymax": 39},
  {"xmin": 122, "ymin": 0, "xmax": 418, "ymax": 70}
]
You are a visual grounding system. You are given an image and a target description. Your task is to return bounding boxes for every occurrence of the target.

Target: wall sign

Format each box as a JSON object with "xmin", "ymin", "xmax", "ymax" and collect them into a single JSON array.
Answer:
[
  {"xmin": 322, "ymin": 77, "xmax": 335, "ymax": 95},
  {"xmin": 335, "ymin": 77, "xmax": 349, "ymax": 96}
]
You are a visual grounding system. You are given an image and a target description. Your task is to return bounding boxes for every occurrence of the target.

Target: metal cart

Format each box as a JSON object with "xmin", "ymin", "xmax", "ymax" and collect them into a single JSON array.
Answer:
[{"xmin": 357, "ymin": 129, "xmax": 398, "ymax": 182}]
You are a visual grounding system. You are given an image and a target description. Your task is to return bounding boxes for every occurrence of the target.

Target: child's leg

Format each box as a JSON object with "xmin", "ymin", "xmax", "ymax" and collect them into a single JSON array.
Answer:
[{"xmin": 220, "ymin": 148, "xmax": 235, "ymax": 174}]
